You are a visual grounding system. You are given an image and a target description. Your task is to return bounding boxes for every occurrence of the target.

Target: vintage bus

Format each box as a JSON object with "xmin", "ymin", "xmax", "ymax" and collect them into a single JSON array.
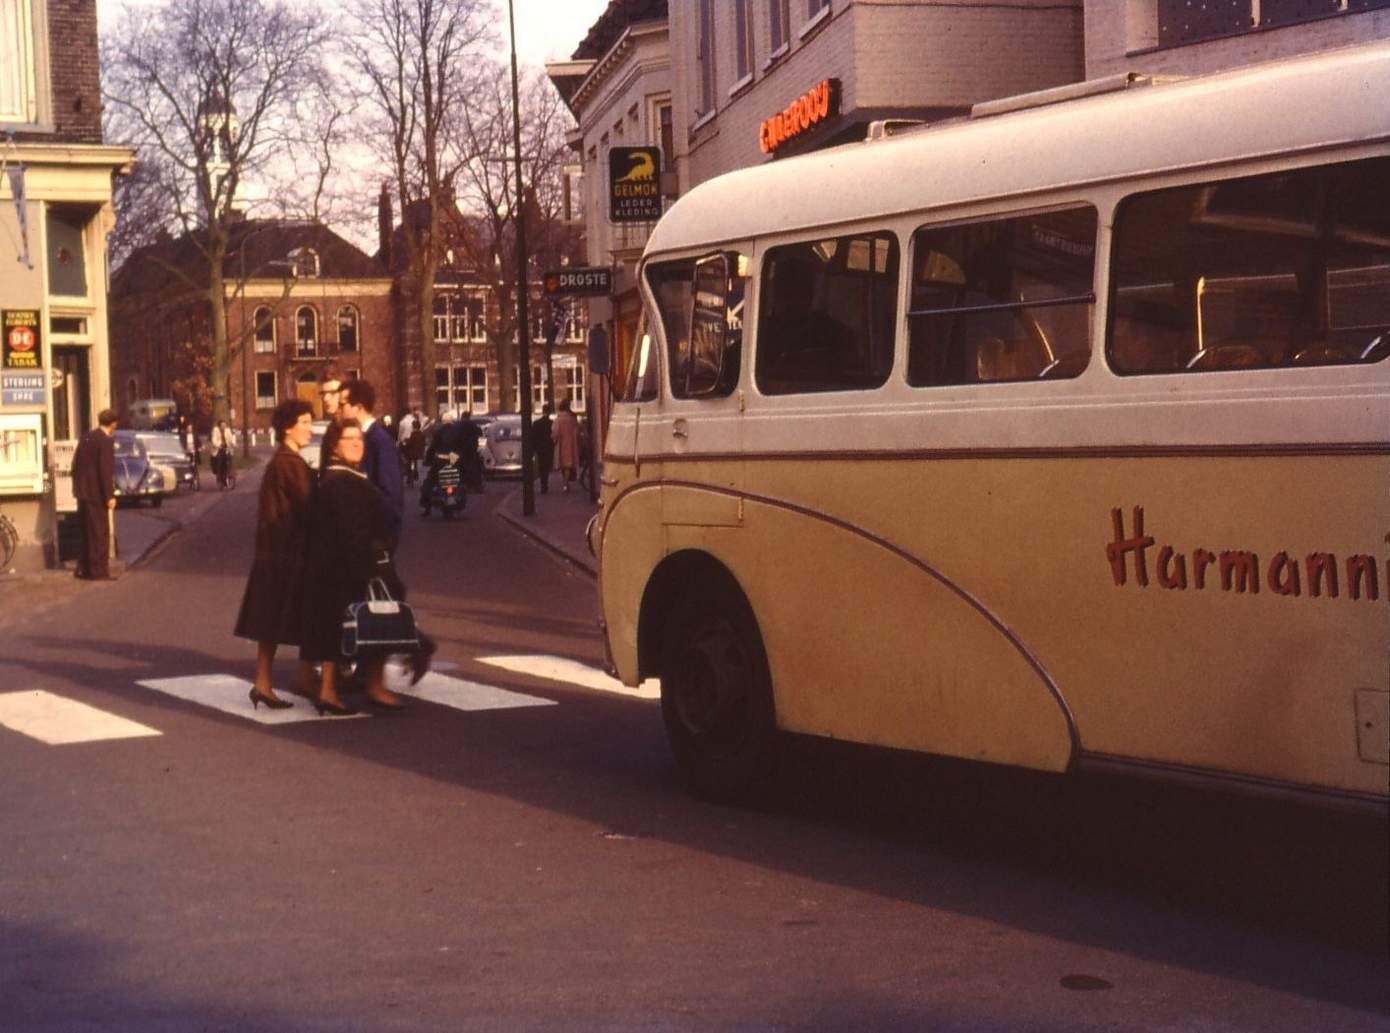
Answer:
[{"xmin": 589, "ymin": 43, "xmax": 1390, "ymax": 809}]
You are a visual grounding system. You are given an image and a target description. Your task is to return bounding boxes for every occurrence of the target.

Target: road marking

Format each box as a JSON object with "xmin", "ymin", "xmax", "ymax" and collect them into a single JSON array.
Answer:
[
  {"xmin": 0, "ymin": 690, "xmax": 162, "ymax": 745},
  {"xmin": 403, "ymin": 671, "xmax": 558, "ymax": 712},
  {"xmin": 475, "ymin": 654, "xmax": 660, "ymax": 700},
  {"xmin": 136, "ymin": 674, "xmax": 366, "ymax": 723}
]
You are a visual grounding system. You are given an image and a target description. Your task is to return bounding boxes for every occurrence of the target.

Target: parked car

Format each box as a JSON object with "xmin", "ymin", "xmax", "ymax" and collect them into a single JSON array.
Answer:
[
  {"xmin": 479, "ymin": 413, "xmax": 524, "ymax": 478},
  {"xmin": 111, "ymin": 431, "xmax": 169, "ymax": 506},
  {"xmin": 304, "ymin": 420, "xmax": 331, "ymax": 472},
  {"xmin": 134, "ymin": 431, "xmax": 196, "ymax": 490}
]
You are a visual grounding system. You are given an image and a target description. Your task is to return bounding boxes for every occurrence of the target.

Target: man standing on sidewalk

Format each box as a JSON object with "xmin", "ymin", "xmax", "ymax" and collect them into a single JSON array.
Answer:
[{"xmin": 71, "ymin": 409, "xmax": 118, "ymax": 580}]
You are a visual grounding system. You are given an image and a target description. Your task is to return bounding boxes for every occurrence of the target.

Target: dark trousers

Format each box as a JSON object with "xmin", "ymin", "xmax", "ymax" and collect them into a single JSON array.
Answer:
[
  {"xmin": 534, "ymin": 448, "xmax": 553, "ymax": 493},
  {"xmin": 77, "ymin": 500, "xmax": 110, "ymax": 578}
]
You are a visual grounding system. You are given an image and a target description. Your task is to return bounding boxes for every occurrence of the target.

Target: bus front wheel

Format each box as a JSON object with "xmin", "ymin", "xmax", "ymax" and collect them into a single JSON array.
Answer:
[{"xmin": 659, "ymin": 585, "xmax": 776, "ymax": 803}]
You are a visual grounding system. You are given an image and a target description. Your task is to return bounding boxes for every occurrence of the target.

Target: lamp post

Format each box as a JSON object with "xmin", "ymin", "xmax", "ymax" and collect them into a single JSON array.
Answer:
[
  {"xmin": 235, "ymin": 228, "xmax": 296, "ymax": 459},
  {"xmin": 507, "ymin": 0, "xmax": 535, "ymax": 517}
]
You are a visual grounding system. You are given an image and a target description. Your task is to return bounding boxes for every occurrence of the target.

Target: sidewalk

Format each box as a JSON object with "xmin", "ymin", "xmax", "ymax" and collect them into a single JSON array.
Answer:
[{"xmin": 495, "ymin": 479, "xmax": 599, "ymax": 576}]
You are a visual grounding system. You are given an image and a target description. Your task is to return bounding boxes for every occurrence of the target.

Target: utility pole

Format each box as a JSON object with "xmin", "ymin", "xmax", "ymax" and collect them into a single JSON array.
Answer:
[{"xmin": 508, "ymin": 0, "xmax": 535, "ymax": 517}]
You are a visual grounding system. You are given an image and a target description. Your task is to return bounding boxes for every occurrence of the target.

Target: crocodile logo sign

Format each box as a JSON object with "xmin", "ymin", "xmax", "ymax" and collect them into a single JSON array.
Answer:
[{"xmin": 609, "ymin": 147, "xmax": 662, "ymax": 223}]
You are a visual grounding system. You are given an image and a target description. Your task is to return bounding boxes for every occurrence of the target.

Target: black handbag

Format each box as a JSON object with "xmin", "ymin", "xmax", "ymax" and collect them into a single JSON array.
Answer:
[{"xmin": 341, "ymin": 577, "xmax": 419, "ymax": 657}]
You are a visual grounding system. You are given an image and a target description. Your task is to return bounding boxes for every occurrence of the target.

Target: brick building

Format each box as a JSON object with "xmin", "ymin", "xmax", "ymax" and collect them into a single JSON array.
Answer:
[
  {"xmin": 0, "ymin": 0, "xmax": 134, "ymax": 569},
  {"xmin": 109, "ymin": 221, "xmax": 395, "ymax": 430}
]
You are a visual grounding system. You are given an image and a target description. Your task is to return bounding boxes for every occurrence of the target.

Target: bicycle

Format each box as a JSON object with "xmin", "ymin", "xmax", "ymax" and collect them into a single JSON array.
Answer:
[{"xmin": 0, "ymin": 505, "xmax": 18, "ymax": 572}]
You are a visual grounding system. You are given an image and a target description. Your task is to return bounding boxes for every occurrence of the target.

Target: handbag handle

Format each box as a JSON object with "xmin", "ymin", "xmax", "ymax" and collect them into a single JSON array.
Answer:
[{"xmin": 366, "ymin": 577, "xmax": 396, "ymax": 603}]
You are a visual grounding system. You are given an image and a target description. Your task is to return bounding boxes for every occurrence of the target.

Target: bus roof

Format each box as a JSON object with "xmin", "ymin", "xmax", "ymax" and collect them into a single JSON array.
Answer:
[{"xmin": 645, "ymin": 41, "xmax": 1390, "ymax": 256}]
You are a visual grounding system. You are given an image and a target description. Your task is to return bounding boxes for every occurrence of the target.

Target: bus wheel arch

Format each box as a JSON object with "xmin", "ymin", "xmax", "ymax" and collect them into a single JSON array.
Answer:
[{"xmin": 640, "ymin": 550, "xmax": 778, "ymax": 802}]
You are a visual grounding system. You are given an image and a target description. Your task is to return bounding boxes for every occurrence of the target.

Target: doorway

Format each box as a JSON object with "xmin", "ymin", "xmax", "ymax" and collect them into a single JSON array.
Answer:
[{"xmin": 51, "ymin": 347, "xmax": 92, "ymax": 441}]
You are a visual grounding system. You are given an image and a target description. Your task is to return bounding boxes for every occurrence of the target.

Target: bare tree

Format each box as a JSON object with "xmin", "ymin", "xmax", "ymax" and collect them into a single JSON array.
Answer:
[
  {"xmin": 449, "ymin": 63, "xmax": 580, "ymax": 413},
  {"xmin": 342, "ymin": 0, "xmax": 491, "ymax": 418},
  {"xmin": 103, "ymin": 0, "xmax": 333, "ymax": 423}
]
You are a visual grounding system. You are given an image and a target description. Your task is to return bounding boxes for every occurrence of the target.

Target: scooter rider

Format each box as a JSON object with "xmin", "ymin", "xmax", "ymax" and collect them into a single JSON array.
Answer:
[{"xmin": 419, "ymin": 409, "xmax": 474, "ymax": 513}]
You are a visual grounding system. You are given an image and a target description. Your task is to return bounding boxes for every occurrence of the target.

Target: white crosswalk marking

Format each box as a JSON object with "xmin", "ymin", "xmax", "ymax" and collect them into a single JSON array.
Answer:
[
  {"xmin": 404, "ymin": 670, "xmax": 558, "ymax": 712},
  {"xmin": 475, "ymin": 655, "xmax": 660, "ymax": 700},
  {"xmin": 0, "ymin": 690, "xmax": 162, "ymax": 745},
  {"xmin": 137, "ymin": 674, "xmax": 365, "ymax": 723}
]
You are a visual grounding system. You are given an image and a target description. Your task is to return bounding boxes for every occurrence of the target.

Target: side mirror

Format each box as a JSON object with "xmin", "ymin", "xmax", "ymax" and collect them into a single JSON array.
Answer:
[{"xmin": 686, "ymin": 251, "xmax": 742, "ymax": 396}]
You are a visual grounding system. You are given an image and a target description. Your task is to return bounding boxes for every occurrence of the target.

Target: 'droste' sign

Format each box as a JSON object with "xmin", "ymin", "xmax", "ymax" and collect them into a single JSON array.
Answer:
[
  {"xmin": 543, "ymin": 267, "xmax": 613, "ymax": 298},
  {"xmin": 759, "ymin": 78, "xmax": 841, "ymax": 155}
]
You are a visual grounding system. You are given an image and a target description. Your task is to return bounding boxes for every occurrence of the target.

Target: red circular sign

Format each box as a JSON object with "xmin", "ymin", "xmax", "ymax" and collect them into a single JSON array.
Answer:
[{"xmin": 7, "ymin": 327, "xmax": 35, "ymax": 352}]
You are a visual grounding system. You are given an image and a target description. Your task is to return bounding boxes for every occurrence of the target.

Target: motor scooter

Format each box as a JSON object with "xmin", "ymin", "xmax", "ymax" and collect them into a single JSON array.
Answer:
[{"xmin": 421, "ymin": 452, "xmax": 466, "ymax": 520}]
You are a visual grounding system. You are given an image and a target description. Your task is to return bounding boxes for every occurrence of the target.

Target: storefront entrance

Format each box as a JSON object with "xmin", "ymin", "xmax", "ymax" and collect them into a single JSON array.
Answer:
[{"xmin": 51, "ymin": 347, "xmax": 92, "ymax": 441}]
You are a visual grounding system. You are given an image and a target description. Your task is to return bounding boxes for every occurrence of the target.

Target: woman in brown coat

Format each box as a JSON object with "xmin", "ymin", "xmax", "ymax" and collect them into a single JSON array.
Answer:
[
  {"xmin": 552, "ymin": 399, "xmax": 581, "ymax": 491},
  {"xmin": 234, "ymin": 398, "xmax": 317, "ymax": 709}
]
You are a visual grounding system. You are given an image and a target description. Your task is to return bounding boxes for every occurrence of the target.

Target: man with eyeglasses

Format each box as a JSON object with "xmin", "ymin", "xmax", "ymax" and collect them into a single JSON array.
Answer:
[{"xmin": 315, "ymin": 376, "xmax": 342, "ymax": 471}]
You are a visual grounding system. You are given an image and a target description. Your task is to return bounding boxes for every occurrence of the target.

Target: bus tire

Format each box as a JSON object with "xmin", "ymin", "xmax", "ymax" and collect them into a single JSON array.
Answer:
[{"xmin": 659, "ymin": 583, "xmax": 776, "ymax": 803}]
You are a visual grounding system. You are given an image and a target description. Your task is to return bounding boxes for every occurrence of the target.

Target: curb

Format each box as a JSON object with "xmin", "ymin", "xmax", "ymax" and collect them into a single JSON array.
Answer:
[{"xmin": 496, "ymin": 489, "xmax": 598, "ymax": 578}]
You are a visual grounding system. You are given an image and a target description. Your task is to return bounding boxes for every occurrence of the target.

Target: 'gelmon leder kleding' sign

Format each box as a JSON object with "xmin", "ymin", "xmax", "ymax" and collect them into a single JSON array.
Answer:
[
  {"xmin": 609, "ymin": 146, "xmax": 663, "ymax": 223},
  {"xmin": 759, "ymin": 79, "xmax": 841, "ymax": 155},
  {"xmin": 2, "ymin": 310, "xmax": 42, "ymax": 371}
]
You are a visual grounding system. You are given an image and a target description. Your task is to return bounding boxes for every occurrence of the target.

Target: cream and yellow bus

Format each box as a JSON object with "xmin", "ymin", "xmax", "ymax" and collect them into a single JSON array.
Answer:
[{"xmin": 590, "ymin": 43, "xmax": 1390, "ymax": 809}]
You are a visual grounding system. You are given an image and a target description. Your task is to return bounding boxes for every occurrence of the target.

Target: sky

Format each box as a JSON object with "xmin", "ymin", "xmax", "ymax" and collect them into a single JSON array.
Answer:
[{"xmin": 94, "ymin": 0, "xmax": 612, "ymax": 70}]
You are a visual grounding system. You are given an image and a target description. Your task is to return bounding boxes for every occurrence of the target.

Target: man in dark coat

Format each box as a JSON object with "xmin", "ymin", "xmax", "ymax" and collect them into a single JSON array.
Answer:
[
  {"xmin": 71, "ymin": 409, "xmax": 118, "ymax": 580},
  {"xmin": 339, "ymin": 378, "xmax": 404, "ymax": 550}
]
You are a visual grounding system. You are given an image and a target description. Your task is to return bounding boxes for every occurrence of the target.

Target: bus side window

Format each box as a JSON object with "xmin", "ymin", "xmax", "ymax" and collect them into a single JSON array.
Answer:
[
  {"xmin": 907, "ymin": 206, "xmax": 1097, "ymax": 387},
  {"xmin": 1109, "ymin": 155, "xmax": 1390, "ymax": 375},
  {"xmin": 755, "ymin": 232, "xmax": 898, "ymax": 395}
]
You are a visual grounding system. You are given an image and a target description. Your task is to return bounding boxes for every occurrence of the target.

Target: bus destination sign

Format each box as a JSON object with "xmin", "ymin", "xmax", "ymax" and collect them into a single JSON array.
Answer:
[
  {"xmin": 609, "ymin": 146, "xmax": 663, "ymax": 223},
  {"xmin": 543, "ymin": 267, "xmax": 613, "ymax": 298}
]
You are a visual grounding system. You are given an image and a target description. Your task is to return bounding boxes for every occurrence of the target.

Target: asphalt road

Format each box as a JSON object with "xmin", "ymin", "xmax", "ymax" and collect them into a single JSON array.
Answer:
[{"xmin": 1, "ymin": 468, "xmax": 1386, "ymax": 1032}]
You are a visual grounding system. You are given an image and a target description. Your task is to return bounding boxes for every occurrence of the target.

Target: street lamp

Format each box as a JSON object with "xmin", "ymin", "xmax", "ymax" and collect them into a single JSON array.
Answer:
[{"xmin": 507, "ymin": 0, "xmax": 535, "ymax": 518}]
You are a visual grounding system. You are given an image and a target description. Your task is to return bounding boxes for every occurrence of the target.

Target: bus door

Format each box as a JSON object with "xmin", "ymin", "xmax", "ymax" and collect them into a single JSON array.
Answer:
[{"xmin": 656, "ymin": 250, "xmax": 747, "ymax": 528}]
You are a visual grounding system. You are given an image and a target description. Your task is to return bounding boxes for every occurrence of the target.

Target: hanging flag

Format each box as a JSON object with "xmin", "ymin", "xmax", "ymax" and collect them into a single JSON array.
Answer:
[{"xmin": 6, "ymin": 163, "xmax": 30, "ymax": 269}]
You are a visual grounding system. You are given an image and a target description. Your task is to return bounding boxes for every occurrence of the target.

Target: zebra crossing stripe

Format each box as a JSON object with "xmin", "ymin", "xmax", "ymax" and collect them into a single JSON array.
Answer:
[
  {"xmin": 0, "ymin": 690, "xmax": 162, "ymax": 745},
  {"xmin": 475, "ymin": 655, "xmax": 660, "ymax": 700},
  {"xmin": 405, "ymin": 670, "xmax": 557, "ymax": 712},
  {"xmin": 136, "ymin": 674, "xmax": 362, "ymax": 723}
]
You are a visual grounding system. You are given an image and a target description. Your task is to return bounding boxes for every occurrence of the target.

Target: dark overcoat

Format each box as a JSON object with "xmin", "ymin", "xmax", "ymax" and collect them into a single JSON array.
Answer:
[
  {"xmin": 71, "ymin": 427, "xmax": 114, "ymax": 503},
  {"xmin": 233, "ymin": 445, "xmax": 314, "ymax": 644},
  {"xmin": 299, "ymin": 463, "xmax": 402, "ymax": 664}
]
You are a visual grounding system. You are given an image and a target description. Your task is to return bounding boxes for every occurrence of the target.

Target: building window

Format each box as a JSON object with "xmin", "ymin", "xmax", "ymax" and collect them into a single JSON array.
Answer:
[
  {"xmin": 295, "ymin": 305, "xmax": 318, "ymax": 357},
  {"xmin": 734, "ymin": 0, "xmax": 754, "ymax": 82},
  {"xmin": 435, "ymin": 363, "xmax": 490, "ymax": 413},
  {"xmin": 769, "ymin": 0, "xmax": 791, "ymax": 52},
  {"xmin": 1155, "ymin": 0, "xmax": 1389, "ymax": 47},
  {"xmin": 253, "ymin": 306, "xmax": 275, "ymax": 353},
  {"xmin": 468, "ymin": 364, "xmax": 488, "ymax": 411},
  {"xmin": 433, "ymin": 293, "xmax": 453, "ymax": 342},
  {"xmin": 512, "ymin": 365, "xmax": 552, "ymax": 412},
  {"xmin": 0, "ymin": 0, "xmax": 36, "ymax": 124},
  {"xmin": 290, "ymin": 247, "xmax": 319, "ymax": 279},
  {"xmin": 808, "ymin": 0, "xmax": 830, "ymax": 15},
  {"xmin": 255, "ymin": 371, "xmax": 276, "ymax": 409},
  {"xmin": 697, "ymin": 0, "xmax": 717, "ymax": 115},
  {"xmin": 657, "ymin": 102, "xmax": 674, "ymax": 171},
  {"xmin": 555, "ymin": 360, "xmax": 586, "ymax": 412},
  {"xmin": 46, "ymin": 208, "xmax": 89, "ymax": 298},
  {"xmin": 466, "ymin": 294, "xmax": 485, "ymax": 341},
  {"xmin": 337, "ymin": 305, "xmax": 359, "ymax": 352}
]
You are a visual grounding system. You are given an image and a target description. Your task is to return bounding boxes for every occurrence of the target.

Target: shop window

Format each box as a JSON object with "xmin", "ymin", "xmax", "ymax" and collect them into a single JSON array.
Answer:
[
  {"xmin": 46, "ymin": 208, "xmax": 88, "ymax": 298},
  {"xmin": 255, "ymin": 371, "xmax": 276, "ymax": 409},
  {"xmin": 338, "ymin": 305, "xmax": 359, "ymax": 352},
  {"xmin": 295, "ymin": 306, "xmax": 318, "ymax": 357},
  {"xmin": 1109, "ymin": 157, "xmax": 1390, "ymax": 375},
  {"xmin": 0, "ymin": 0, "xmax": 38, "ymax": 124},
  {"xmin": 253, "ymin": 306, "xmax": 275, "ymax": 353},
  {"xmin": 759, "ymin": 232, "xmax": 898, "ymax": 394}
]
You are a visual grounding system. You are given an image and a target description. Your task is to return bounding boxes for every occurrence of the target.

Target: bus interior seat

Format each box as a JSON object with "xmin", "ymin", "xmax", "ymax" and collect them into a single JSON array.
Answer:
[{"xmin": 1186, "ymin": 343, "xmax": 1269, "ymax": 371}]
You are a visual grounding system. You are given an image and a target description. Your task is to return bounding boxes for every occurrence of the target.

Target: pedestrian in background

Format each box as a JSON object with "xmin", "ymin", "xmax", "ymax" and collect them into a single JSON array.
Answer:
[
  {"xmin": 553, "ymin": 399, "xmax": 580, "ymax": 492},
  {"xmin": 340, "ymin": 378, "xmax": 404, "ymax": 550},
  {"xmin": 300, "ymin": 419, "xmax": 413, "ymax": 714},
  {"xmin": 316, "ymin": 376, "xmax": 343, "ymax": 470},
  {"xmin": 233, "ymin": 398, "xmax": 317, "ymax": 710},
  {"xmin": 71, "ymin": 408, "xmax": 118, "ymax": 580},
  {"xmin": 531, "ymin": 403, "xmax": 554, "ymax": 494},
  {"xmin": 210, "ymin": 419, "xmax": 235, "ymax": 489}
]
